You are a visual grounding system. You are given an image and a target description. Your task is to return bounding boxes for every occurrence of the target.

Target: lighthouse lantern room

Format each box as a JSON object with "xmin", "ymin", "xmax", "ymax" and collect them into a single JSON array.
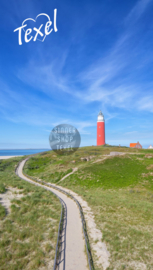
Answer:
[{"xmin": 97, "ymin": 110, "xmax": 105, "ymax": 146}]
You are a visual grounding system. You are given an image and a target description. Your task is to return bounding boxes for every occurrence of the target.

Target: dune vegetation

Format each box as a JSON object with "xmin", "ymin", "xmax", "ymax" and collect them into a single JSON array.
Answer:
[
  {"xmin": 25, "ymin": 146, "xmax": 153, "ymax": 270},
  {"xmin": 0, "ymin": 158, "xmax": 61, "ymax": 270}
]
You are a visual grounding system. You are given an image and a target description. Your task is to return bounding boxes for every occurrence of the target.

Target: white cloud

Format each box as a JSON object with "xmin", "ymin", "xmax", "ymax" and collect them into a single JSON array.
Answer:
[
  {"xmin": 137, "ymin": 96, "xmax": 153, "ymax": 112},
  {"xmin": 125, "ymin": 0, "xmax": 152, "ymax": 25},
  {"xmin": 14, "ymin": 0, "xmax": 153, "ymax": 117},
  {"xmin": 1, "ymin": 0, "xmax": 153, "ymax": 132},
  {"xmin": 124, "ymin": 131, "xmax": 138, "ymax": 135}
]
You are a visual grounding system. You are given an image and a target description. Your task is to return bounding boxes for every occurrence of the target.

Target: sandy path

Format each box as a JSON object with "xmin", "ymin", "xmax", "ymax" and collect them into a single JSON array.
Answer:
[
  {"xmin": 58, "ymin": 167, "xmax": 78, "ymax": 183},
  {"xmin": 16, "ymin": 159, "xmax": 88, "ymax": 270}
]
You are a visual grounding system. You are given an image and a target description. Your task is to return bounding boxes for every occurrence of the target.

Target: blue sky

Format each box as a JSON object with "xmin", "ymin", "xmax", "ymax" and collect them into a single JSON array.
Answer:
[{"xmin": 0, "ymin": 0, "xmax": 153, "ymax": 149}]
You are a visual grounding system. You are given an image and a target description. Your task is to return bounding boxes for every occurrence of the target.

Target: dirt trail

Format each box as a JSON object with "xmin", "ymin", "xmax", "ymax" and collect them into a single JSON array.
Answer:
[
  {"xmin": 17, "ymin": 159, "xmax": 88, "ymax": 270},
  {"xmin": 58, "ymin": 167, "xmax": 78, "ymax": 183}
]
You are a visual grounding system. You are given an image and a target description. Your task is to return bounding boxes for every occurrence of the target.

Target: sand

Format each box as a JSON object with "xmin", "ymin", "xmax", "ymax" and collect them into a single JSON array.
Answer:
[
  {"xmin": 0, "ymin": 156, "xmax": 23, "ymax": 160},
  {"xmin": 0, "ymin": 187, "xmax": 24, "ymax": 213}
]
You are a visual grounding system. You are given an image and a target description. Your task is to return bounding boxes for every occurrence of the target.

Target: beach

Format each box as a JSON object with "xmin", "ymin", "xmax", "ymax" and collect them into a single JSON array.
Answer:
[{"xmin": 0, "ymin": 156, "xmax": 23, "ymax": 160}]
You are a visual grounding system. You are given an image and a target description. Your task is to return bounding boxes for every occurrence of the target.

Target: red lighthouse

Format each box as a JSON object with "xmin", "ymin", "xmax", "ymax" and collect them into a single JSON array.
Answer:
[{"xmin": 97, "ymin": 110, "xmax": 105, "ymax": 146}]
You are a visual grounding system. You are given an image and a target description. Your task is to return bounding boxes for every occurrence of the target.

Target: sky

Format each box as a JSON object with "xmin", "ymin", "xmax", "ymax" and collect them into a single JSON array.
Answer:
[{"xmin": 0, "ymin": 0, "xmax": 153, "ymax": 149}]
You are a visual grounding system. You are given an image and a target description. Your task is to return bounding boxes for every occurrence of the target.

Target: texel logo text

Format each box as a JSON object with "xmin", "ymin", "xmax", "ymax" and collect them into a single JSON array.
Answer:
[{"xmin": 13, "ymin": 9, "xmax": 58, "ymax": 45}]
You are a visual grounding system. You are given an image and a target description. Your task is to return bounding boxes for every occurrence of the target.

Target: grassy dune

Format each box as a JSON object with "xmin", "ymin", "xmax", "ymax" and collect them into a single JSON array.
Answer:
[
  {"xmin": 0, "ymin": 158, "xmax": 61, "ymax": 270},
  {"xmin": 25, "ymin": 146, "xmax": 153, "ymax": 270}
]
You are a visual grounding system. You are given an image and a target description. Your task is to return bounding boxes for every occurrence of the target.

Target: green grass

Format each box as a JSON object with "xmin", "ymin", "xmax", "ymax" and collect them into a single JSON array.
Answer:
[
  {"xmin": 65, "ymin": 156, "xmax": 149, "ymax": 189},
  {"xmin": 0, "ymin": 204, "xmax": 6, "ymax": 219},
  {"xmin": 24, "ymin": 155, "xmax": 73, "ymax": 183},
  {"xmin": 0, "ymin": 157, "xmax": 61, "ymax": 270},
  {"xmin": 0, "ymin": 183, "xmax": 6, "ymax": 193},
  {"xmin": 24, "ymin": 146, "xmax": 153, "ymax": 270}
]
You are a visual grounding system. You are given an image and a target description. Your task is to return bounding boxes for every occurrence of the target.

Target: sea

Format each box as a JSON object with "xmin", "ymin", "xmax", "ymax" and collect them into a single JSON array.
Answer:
[{"xmin": 0, "ymin": 149, "xmax": 50, "ymax": 156}]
